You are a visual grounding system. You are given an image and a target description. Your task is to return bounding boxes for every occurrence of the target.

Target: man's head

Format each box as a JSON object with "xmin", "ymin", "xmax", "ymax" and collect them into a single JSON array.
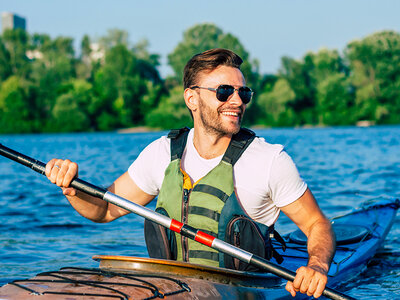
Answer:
[
  {"xmin": 183, "ymin": 48, "xmax": 243, "ymax": 89},
  {"xmin": 183, "ymin": 49, "xmax": 251, "ymax": 137}
]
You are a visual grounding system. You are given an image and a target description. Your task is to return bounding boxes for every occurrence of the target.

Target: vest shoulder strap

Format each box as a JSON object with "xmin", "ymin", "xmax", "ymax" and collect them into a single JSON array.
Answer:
[
  {"xmin": 168, "ymin": 127, "xmax": 255, "ymax": 164},
  {"xmin": 222, "ymin": 128, "xmax": 256, "ymax": 166},
  {"xmin": 168, "ymin": 127, "xmax": 190, "ymax": 161}
]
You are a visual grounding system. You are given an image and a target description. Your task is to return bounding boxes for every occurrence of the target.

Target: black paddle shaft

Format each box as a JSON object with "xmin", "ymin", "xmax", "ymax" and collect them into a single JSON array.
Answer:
[
  {"xmin": 0, "ymin": 143, "xmax": 355, "ymax": 300},
  {"xmin": 0, "ymin": 143, "xmax": 106, "ymax": 199}
]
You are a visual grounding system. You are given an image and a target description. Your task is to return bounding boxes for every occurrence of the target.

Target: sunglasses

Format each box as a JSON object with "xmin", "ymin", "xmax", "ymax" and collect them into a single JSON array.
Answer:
[{"xmin": 190, "ymin": 85, "xmax": 253, "ymax": 104}]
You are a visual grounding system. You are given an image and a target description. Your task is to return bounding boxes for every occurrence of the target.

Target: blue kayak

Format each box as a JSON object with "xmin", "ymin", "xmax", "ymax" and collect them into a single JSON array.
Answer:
[
  {"xmin": 276, "ymin": 199, "xmax": 400, "ymax": 290},
  {"xmin": 0, "ymin": 199, "xmax": 398, "ymax": 299}
]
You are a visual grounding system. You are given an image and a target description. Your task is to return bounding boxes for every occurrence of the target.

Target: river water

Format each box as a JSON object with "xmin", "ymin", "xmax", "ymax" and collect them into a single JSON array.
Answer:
[{"xmin": 0, "ymin": 126, "xmax": 399, "ymax": 299}]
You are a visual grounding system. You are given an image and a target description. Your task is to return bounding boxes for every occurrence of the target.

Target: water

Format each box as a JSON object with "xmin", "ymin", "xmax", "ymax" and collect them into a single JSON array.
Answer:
[{"xmin": 0, "ymin": 126, "xmax": 399, "ymax": 298}]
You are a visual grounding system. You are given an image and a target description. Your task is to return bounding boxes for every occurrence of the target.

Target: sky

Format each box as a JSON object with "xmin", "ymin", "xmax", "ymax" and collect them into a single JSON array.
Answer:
[{"xmin": 2, "ymin": 0, "xmax": 400, "ymax": 77}]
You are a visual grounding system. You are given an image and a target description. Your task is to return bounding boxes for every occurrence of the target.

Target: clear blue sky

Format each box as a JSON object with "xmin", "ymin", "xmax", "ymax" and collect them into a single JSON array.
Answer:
[{"xmin": 2, "ymin": 0, "xmax": 400, "ymax": 77}]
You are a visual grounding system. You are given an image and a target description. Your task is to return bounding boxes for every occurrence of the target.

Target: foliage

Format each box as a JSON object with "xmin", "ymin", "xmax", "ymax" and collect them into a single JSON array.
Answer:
[
  {"xmin": 145, "ymin": 86, "xmax": 193, "ymax": 129},
  {"xmin": 316, "ymin": 73, "xmax": 356, "ymax": 125},
  {"xmin": 345, "ymin": 31, "xmax": 400, "ymax": 124},
  {"xmin": 257, "ymin": 78, "xmax": 296, "ymax": 126},
  {"xmin": 0, "ymin": 27, "xmax": 400, "ymax": 134},
  {"xmin": 0, "ymin": 76, "xmax": 37, "ymax": 133},
  {"xmin": 0, "ymin": 29, "xmax": 163, "ymax": 133}
]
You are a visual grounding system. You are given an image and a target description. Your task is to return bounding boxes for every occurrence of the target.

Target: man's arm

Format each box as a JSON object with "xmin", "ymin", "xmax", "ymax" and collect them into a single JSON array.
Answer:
[
  {"xmin": 280, "ymin": 188, "xmax": 336, "ymax": 298},
  {"xmin": 45, "ymin": 158, "xmax": 155, "ymax": 223}
]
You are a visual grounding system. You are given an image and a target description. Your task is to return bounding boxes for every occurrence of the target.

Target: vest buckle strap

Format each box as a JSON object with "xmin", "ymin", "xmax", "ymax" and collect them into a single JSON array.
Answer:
[
  {"xmin": 192, "ymin": 184, "xmax": 229, "ymax": 203},
  {"xmin": 189, "ymin": 206, "xmax": 221, "ymax": 222}
]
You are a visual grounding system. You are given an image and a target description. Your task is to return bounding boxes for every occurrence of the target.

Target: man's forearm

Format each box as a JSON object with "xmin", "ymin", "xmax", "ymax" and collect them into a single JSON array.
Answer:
[
  {"xmin": 306, "ymin": 219, "xmax": 336, "ymax": 273},
  {"xmin": 65, "ymin": 190, "xmax": 109, "ymax": 222}
]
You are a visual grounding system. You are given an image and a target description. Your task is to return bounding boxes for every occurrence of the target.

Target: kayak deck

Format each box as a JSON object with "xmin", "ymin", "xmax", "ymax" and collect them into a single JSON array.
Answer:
[
  {"xmin": 0, "ymin": 199, "xmax": 398, "ymax": 299},
  {"xmin": 0, "ymin": 262, "xmax": 286, "ymax": 299}
]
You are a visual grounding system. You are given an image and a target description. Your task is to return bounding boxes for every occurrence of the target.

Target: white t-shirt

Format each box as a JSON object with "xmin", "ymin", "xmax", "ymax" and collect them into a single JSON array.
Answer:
[{"xmin": 128, "ymin": 129, "xmax": 307, "ymax": 226}]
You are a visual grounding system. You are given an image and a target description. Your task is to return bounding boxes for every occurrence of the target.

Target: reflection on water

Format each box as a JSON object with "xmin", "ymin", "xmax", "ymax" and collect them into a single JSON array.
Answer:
[{"xmin": 0, "ymin": 126, "xmax": 399, "ymax": 298}]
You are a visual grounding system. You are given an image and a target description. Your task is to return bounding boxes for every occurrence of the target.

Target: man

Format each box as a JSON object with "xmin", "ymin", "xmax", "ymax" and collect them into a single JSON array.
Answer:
[{"xmin": 45, "ymin": 48, "xmax": 335, "ymax": 298}]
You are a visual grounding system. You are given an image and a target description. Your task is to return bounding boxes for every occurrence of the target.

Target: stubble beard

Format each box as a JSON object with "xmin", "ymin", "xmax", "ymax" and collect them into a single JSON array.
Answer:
[{"xmin": 198, "ymin": 97, "xmax": 243, "ymax": 137}]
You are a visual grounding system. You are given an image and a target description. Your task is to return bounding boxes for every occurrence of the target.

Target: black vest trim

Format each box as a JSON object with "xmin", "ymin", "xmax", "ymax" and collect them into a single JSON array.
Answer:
[
  {"xmin": 189, "ymin": 250, "xmax": 219, "ymax": 261},
  {"xmin": 169, "ymin": 127, "xmax": 190, "ymax": 160},
  {"xmin": 188, "ymin": 206, "xmax": 220, "ymax": 222},
  {"xmin": 222, "ymin": 128, "xmax": 256, "ymax": 166},
  {"xmin": 192, "ymin": 184, "xmax": 229, "ymax": 203}
]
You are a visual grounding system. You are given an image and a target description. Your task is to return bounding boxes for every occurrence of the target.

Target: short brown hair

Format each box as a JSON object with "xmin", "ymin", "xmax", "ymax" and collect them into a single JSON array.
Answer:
[{"xmin": 183, "ymin": 48, "xmax": 243, "ymax": 89}]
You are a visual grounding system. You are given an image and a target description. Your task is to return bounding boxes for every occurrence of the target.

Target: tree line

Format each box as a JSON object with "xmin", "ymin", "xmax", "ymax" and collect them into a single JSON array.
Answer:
[{"xmin": 1, "ymin": 23, "xmax": 399, "ymax": 133}]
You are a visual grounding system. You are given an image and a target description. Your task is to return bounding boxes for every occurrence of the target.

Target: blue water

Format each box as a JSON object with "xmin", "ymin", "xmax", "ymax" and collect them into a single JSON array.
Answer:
[{"xmin": 0, "ymin": 126, "xmax": 399, "ymax": 299}]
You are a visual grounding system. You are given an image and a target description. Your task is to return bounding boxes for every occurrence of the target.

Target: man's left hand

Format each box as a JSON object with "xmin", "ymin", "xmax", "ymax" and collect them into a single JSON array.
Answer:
[{"xmin": 285, "ymin": 265, "xmax": 328, "ymax": 298}]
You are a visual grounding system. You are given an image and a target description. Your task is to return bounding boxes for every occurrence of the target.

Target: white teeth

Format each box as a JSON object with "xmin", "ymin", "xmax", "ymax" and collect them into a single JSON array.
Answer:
[{"xmin": 222, "ymin": 112, "xmax": 238, "ymax": 116}]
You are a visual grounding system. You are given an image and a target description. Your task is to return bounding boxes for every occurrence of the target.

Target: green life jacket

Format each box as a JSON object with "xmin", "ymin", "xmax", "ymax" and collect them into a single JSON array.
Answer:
[{"xmin": 144, "ymin": 127, "xmax": 284, "ymax": 271}]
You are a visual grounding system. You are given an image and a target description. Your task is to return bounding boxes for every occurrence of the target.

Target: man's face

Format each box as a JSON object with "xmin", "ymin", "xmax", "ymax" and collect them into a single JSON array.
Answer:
[{"xmin": 193, "ymin": 66, "xmax": 247, "ymax": 136}]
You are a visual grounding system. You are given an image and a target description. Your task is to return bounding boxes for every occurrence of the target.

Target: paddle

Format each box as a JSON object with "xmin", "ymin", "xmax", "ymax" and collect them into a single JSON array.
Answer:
[{"xmin": 0, "ymin": 143, "xmax": 354, "ymax": 300}]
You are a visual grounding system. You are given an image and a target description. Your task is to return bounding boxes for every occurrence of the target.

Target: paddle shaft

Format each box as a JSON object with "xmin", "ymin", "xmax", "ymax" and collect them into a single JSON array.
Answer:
[{"xmin": 0, "ymin": 143, "xmax": 354, "ymax": 300}]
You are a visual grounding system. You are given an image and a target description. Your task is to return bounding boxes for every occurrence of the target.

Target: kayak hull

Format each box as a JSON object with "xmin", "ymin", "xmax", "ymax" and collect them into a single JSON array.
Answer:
[{"xmin": 0, "ymin": 199, "xmax": 398, "ymax": 299}]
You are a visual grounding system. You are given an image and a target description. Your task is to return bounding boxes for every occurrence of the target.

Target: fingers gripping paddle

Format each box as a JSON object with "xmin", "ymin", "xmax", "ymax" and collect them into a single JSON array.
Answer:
[{"xmin": 0, "ymin": 143, "xmax": 355, "ymax": 300}]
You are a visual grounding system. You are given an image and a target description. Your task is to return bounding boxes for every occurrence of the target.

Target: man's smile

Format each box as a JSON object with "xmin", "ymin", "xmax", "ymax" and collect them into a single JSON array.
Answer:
[{"xmin": 221, "ymin": 111, "xmax": 240, "ymax": 117}]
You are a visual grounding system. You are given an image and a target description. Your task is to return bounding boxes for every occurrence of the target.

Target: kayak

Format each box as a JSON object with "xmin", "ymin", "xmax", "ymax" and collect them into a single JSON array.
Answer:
[{"xmin": 0, "ymin": 198, "xmax": 398, "ymax": 299}]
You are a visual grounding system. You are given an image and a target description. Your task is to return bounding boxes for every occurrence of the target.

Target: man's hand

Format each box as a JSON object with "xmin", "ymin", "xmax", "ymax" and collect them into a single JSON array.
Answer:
[
  {"xmin": 285, "ymin": 264, "xmax": 328, "ymax": 298},
  {"xmin": 45, "ymin": 158, "xmax": 78, "ymax": 196}
]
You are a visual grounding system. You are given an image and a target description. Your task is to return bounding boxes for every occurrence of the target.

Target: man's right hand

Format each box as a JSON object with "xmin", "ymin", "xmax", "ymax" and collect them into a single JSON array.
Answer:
[
  {"xmin": 44, "ymin": 159, "xmax": 155, "ymax": 223},
  {"xmin": 45, "ymin": 159, "xmax": 78, "ymax": 196}
]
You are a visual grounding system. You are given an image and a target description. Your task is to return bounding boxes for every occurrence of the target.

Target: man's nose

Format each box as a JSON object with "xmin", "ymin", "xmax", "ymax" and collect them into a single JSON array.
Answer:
[{"xmin": 227, "ymin": 89, "xmax": 243, "ymax": 106}]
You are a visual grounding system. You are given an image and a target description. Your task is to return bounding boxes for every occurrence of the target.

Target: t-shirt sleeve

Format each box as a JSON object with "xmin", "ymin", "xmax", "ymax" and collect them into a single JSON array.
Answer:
[
  {"xmin": 128, "ymin": 137, "xmax": 169, "ymax": 196},
  {"xmin": 268, "ymin": 150, "xmax": 307, "ymax": 207}
]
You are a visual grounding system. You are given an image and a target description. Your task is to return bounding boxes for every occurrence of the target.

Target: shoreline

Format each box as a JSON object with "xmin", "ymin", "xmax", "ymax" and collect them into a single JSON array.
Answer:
[{"xmin": 116, "ymin": 126, "xmax": 161, "ymax": 133}]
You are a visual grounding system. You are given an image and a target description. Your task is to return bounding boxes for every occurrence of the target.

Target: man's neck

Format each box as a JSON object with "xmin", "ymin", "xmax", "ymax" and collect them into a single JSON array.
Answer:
[{"xmin": 192, "ymin": 127, "xmax": 232, "ymax": 160}]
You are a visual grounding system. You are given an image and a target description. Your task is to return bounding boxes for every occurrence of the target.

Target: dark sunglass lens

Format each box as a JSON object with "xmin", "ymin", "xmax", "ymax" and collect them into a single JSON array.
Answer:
[
  {"xmin": 239, "ymin": 87, "xmax": 252, "ymax": 104},
  {"xmin": 216, "ymin": 85, "xmax": 235, "ymax": 102}
]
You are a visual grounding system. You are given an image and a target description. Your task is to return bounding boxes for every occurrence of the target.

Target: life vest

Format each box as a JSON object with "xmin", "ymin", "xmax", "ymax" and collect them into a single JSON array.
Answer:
[{"xmin": 144, "ymin": 127, "xmax": 285, "ymax": 271}]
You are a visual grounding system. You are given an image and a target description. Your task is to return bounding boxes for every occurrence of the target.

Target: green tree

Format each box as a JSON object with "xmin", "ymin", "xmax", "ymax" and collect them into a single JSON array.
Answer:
[
  {"xmin": 316, "ymin": 73, "xmax": 355, "ymax": 125},
  {"xmin": 28, "ymin": 35, "xmax": 76, "ymax": 123},
  {"xmin": 307, "ymin": 49, "xmax": 348, "ymax": 83},
  {"xmin": 168, "ymin": 23, "xmax": 257, "ymax": 85},
  {"xmin": 2, "ymin": 28, "xmax": 30, "ymax": 78},
  {"xmin": 0, "ymin": 76, "xmax": 36, "ymax": 133},
  {"xmin": 31, "ymin": 33, "xmax": 51, "ymax": 50},
  {"xmin": 345, "ymin": 30, "xmax": 400, "ymax": 123},
  {"xmin": 306, "ymin": 49, "xmax": 354, "ymax": 125},
  {"xmin": 277, "ymin": 48, "xmax": 350, "ymax": 126},
  {"xmin": 93, "ymin": 42, "xmax": 163, "ymax": 130},
  {"xmin": 51, "ymin": 94, "xmax": 90, "ymax": 132},
  {"xmin": 0, "ymin": 37, "xmax": 11, "ymax": 81},
  {"xmin": 81, "ymin": 34, "xmax": 91, "ymax": 58},
  {"xmin": 99, "ymin": 28, "xmax": 130, "ymax": 50},
  {"xmin": 145, "ymin": 86, "xmax": 193, "ymax": 129},
  {"xmin": 49, "ymin": 79, "xmax": 98, "ymax": 132},
  {"xmin": 279, "ymin": 55, "xmax": 316, "ymax": 125},
  {"xmin": 257, "ymin": 78, "xmax": 296, "ymax": 127}
]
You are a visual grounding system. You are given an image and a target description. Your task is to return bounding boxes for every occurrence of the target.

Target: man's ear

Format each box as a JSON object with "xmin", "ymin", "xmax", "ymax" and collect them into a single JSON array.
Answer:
[{"xmin": 184, "ymin": 88, "xmax": 197, "ymax": 112}]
